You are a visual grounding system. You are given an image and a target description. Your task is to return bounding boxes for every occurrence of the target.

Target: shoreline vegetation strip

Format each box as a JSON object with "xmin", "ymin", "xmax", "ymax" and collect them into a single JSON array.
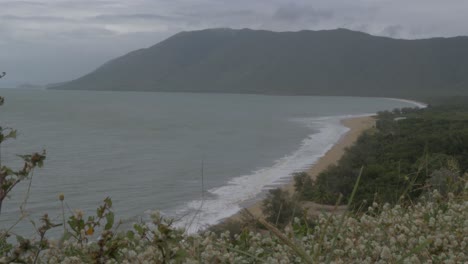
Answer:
[{"xmin": 2, "ymin": 98, "xmax": 467, "ymax": 263}]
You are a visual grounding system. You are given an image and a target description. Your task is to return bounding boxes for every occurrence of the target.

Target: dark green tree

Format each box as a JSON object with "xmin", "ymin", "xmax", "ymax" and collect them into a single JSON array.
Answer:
[{"xmin": 262, "ymin": 188, "xmax": 295, "ymax": 228}]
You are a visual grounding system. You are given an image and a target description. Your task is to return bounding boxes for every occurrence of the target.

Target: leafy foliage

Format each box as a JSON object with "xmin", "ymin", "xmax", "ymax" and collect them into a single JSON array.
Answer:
[
  {"xmin": 0, "ymin": 96, "xmax": 46, "ymax": 214},
  {"xmin": 293, "ymin": 172, "xmax": 314, "ymax": 200},
  {"xmin": 262, "ymin": 188, "xmax": 300, "ymax": 228},
  {"xmin": 298, "ymin": 104, "xmax": 468, "ymax": 209},
  {"xmin": 0, "ymin": 185, "xmax": 466, "ymax": 263}
]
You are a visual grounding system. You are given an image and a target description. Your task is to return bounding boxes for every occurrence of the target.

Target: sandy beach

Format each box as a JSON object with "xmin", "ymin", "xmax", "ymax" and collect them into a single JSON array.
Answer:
[{"xmin": 226, "ymin": 115, "xmax": 376, "ymax": 222}]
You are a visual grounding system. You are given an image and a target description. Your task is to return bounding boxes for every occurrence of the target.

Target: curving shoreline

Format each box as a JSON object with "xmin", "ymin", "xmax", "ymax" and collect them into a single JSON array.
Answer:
[{"xmin": 223, "ymin": 115, "xmax": 376, "ymax": 223}]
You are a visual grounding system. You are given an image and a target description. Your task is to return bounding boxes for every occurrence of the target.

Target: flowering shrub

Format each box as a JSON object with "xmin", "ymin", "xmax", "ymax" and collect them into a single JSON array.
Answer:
[{"xmin": 0, "ymin": 181, "xmax": 466, "ymax": 263}]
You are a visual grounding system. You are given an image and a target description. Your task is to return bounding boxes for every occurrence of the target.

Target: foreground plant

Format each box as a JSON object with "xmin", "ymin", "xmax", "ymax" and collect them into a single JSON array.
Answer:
[
  {"xmin": 0, "ymin": 179, "xmax": 465, "ymax": 263},
  {"xmin": 0, "ymin": 96, "xmax": 46, "ymax": 214}
]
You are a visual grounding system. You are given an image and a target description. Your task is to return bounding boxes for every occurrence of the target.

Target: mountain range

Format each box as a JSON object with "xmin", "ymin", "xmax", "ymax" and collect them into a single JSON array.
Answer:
[{"xmin": 52, "ymin": 28, "xmax": 468, "ymax": 97}]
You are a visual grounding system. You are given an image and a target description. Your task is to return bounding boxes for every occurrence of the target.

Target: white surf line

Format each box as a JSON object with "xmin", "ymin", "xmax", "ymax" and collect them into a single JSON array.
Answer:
[
  {"xmin": 170, "ymin": 102, "xmax": 424, "ymax": 233},
  {"xmin": 384, "ymin": 97, "xmax": 428, "ymax": 108},
  {"xmin": 174, "ymin": 113, "xmax": 372, "ymax": 234}
]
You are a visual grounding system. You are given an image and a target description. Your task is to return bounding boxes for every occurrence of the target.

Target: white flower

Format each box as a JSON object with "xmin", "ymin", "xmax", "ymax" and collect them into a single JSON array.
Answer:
[
  {"xmin": 380, "ymin": 246, "xmax": 392, "ymax": 260},
  {"xmin": 74, "ymin": 209, "xmax": 84, "ymax": 219}
]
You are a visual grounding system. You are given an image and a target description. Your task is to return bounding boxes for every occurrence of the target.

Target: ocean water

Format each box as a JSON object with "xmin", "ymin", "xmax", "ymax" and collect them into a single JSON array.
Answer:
[{"xmin": 0, "ymin": 89, "xmax": 423, "ymax": 235}]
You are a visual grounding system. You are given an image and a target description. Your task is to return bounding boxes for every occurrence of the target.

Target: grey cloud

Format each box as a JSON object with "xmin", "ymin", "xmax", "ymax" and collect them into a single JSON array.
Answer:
[
  {"xmin": 171, "ymin": 8, "xmax": 257, "ymax": 29},
  {"xmin": 0, "ymin": 1, "xmax": 46, "ymax": 7},
  {"xmin": 2, "ymin": 0, "xmax": 468, "ymax": 86},
  {"xmin": 57, "ymin": 28, "xmax": 117, "ymax": 39},
  {"xmin": 178, "ymin": 9, "xmax": 256, "ymax": 19},
  {"xmin": 1, "ymin": 15, "xmax": 74, "ymax": 23},
  {"xmin": 382, "ymin": 25, "xmax": 404, "ymax": 38},
  {"xmin": 273, "ymin": 4, "xmax": 333, "ymax": 23},
  {"xmin": 51, "ymin": 0, "xmax": 121, "ymax": 9},
  {"xmin": 171, "ymin": 8, "xmax": 261, "ymax": 31},
  {"xmin": 91, "ymin": 13, "xmax": 177, "ymax": 22}
]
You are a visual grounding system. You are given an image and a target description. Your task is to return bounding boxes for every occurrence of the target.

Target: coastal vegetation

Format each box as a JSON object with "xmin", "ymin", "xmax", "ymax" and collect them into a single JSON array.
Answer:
[
  {"xmin": 1, "ymin": 97, "xmax": 467, "ymax": 263},
  {"xmin": 0, "ymin": 176, "xmax": 466, "ymax": 263},
  {"xmin": 294, "ymin": 104, "xmax": 468, "ymax": 211}
]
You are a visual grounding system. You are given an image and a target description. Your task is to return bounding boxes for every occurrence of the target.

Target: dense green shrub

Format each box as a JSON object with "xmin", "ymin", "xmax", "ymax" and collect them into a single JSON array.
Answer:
[
  {"xmin": 262, "ymin": 188, "xmax": 299, "ymax": 228},
  {"xmin": 303, "ymin": 105, "xmax": 468, "ymax": 209},
  {"xmin": 293, "ymin": 172, "xmax": 314, "ymax": 200}
]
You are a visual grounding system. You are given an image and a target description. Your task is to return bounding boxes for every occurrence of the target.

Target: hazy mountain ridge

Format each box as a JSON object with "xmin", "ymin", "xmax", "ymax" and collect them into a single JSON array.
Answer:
[{"xmin": 52, "ymin": 28, "xmax": 468, "ymax": 97}]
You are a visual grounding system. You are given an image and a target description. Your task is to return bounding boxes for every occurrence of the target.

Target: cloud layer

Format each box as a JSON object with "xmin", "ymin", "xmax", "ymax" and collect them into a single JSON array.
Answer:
[{"xmin": 1, "ymin": 0, "xmax": 468, "ymax": 86}]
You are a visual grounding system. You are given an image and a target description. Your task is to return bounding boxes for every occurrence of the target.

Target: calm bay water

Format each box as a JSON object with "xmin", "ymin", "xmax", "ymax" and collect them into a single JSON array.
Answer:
[{"xmin": 0, "ymin": 89, "xmax": 421, "ymax": 234}]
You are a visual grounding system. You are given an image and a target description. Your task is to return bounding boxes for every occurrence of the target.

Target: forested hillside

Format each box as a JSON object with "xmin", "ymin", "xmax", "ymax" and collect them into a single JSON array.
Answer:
[{"xmin": 53, "ymin": 28, "xmax": 468, "ymax": 98}]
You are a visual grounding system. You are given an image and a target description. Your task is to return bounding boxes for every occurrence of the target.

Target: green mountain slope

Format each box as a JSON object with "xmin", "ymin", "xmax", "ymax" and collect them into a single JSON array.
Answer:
[{"xmin": 52, "ymin": 28, "xmax": 468, "ymax": 97}]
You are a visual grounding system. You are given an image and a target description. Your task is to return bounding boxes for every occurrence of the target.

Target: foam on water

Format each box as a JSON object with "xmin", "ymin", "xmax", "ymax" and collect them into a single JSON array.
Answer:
[
  {"xmin": 385, "ymin": 98, "xmax": 428, "ymax": 109},
  {"xmin": 170, "ymin": 97, "xmax": 427, "ymax": 233},
  {"xmin": 172, "ymin": 114, "xmax": 359, "ymax": 233}
]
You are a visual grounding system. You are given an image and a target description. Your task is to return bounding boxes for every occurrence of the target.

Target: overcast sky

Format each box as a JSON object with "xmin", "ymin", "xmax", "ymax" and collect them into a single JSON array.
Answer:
[{"xmin": 1, "ymin": 0, "xmax": 468, "ymax": 87}]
